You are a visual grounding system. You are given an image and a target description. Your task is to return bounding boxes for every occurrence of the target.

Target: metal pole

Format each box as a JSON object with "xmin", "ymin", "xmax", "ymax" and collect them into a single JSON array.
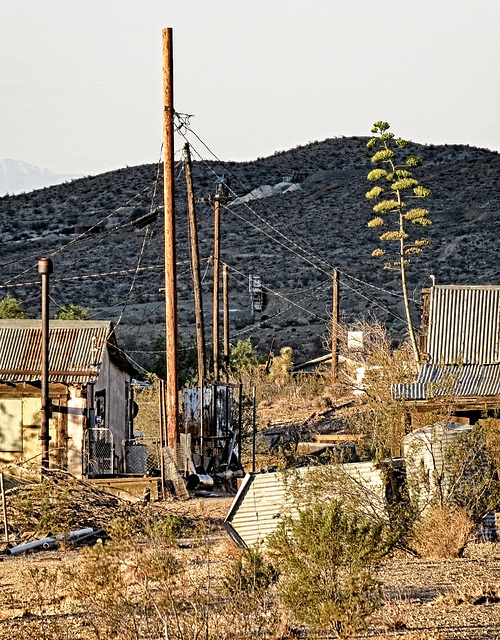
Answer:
[
  {"xmin": 252, "ymin": 386, "xmax": 256, "ymax": 473},
  {"xmin": 332, "ymin": 268, "xmax": 339, "ymax": 385},
  {"xmin": 184, "ymin": 142, "xmax": 206, "ymax": 383},
  {"xmin": 38, "ymin": 257, "xmax": 53, "ymax": 471},
  {"xmin": 162, "ymin": 27, "xmax": 179, "ymax": 452},
  {"xmin": 212, "ymin": 196, "xmax": 220, "ymax": 381},
  {"xmin": 0, "ymin": 473, "xmax": 9, "ymax": 542}
]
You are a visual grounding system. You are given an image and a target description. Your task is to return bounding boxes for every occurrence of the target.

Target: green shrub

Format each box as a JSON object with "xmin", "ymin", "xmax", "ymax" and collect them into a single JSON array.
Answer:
[
  {"xmin": 267, "ymin": 499, "xmax": 397, "ymax": 638},
  {"xmin": 0, "ymin": 295, "xmax": 27, "ymax": 319}
]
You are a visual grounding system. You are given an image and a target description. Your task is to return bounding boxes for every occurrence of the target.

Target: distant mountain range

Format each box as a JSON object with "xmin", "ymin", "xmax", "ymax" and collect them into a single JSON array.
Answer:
[{"xmin": 0, "ymin": 158, "xmax": 82, "ymax": 195}]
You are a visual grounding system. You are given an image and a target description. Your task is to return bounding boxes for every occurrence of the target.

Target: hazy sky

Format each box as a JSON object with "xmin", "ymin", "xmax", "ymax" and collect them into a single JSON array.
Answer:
[{"xmin": 2, "ymin": 1, "xmax": 499, "ymax": 175}]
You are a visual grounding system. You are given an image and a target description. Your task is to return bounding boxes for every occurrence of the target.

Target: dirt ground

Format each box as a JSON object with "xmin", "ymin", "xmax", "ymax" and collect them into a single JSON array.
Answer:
[{"xmin": 1, "ymin": 495, "xmax": 500, "ymax": 639}]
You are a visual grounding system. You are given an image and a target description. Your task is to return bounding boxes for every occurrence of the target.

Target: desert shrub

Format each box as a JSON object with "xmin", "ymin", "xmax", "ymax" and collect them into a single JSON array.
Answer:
[
  {"xmin": 0, "ymin": 295, "xmax": 27, "ymax": 319},
  {"xmin": 11, "ymin": 478, "xmax": 73, "ymax": 534},
  {"xmin": 107, "ymin": 508, "xmax": 183, "ymax": 546},
  {"xmin": 229, "ymin": 338, "xmax": 262, "ymax": 375},
  {"xmin": 220, "ymin": 547, "xmax": 284, "ymax": 637},
  {"xmin": 268, "ymin": 346, "xmax": 294, "ymax": 386},
  {"xmin": 411, "ymin": 506, "xmax": 473, "ymax": 559},
  {"xmin": 54, "ymin": 303, "xmax": 89, "ymax": 320},
  {"xmin": 267, "ymin": 498, "xmax": 397, "ymax": 639},
  {"xmin": 445, "ymin": 420, "xmax": 500, "ymax": 521},
  {"xmin": 223, "ymin": 547, "xmax": 277, "ymax": 599},
  {"xmin": 144, "ymin": 514, "xmax": 183, "ymax": 545},
  {"xmin": 345, "ymin": 319, "xmax": 417, "ymax": 459}
]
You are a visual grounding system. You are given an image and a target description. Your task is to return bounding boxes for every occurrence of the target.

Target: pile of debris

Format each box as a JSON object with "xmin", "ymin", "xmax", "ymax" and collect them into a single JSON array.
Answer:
[{"xmin": 2, "ymin": 468, "xmax": 138, "ymax": 545}]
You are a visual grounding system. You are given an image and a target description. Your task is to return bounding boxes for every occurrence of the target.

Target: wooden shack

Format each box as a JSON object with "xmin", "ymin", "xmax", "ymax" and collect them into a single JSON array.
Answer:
[
  {"xmin": 0, "ymin": 320, "xmax": 137, "ymax": 478},
  {"xmin": 393, "ymin": 284, "xmax": 500, "ymax": 425}
]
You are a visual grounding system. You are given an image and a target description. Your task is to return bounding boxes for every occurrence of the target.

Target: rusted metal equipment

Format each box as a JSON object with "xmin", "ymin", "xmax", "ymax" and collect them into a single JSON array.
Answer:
[{"xmin": 181, "ymin": 382, "xmax": 244, "ymax": 492}]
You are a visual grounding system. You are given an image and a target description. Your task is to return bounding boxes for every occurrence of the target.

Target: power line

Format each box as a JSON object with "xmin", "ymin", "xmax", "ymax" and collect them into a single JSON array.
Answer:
[
  {"xmin": 177, "ymin": 123, "xmax": 336, "ymax": 273},
  {"xmin": 1, "ymin": 181, "xmax": 158, "ymax": 287},
  {"xmin": 226, "ymin": 263, "xmax": 329, "ymax": 323}
]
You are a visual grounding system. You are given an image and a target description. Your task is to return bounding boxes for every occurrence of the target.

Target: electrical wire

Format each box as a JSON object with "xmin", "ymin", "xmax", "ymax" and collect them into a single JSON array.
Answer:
[
  {"xmin": 1, "ymin": 181, "xmax": 158, "ymax": 286},
  {"xmin": 178, "ymin": 120, "xmax": 416, "ymax": 321},
  {"xmin": 226, "ymin": 263, "xmax": 328, "ymax": 323},
  {"xmin": 180, "ymin": 129, "xmax": 336, "ymax": 275}
]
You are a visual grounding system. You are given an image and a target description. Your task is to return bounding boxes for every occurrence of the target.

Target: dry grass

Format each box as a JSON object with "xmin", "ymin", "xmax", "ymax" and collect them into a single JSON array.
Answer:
[
  {"xmin": 411, "ymin": 506, "xmax": 474, "ymax": 559},
  {"xmin": 434, "ymin": 579, "xmax": 500, "ymax": 606}
]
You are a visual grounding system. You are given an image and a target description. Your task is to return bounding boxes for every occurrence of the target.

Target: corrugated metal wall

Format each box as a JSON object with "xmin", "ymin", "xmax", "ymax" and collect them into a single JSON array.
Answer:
[
  {"xmin": 403, "ymin": 421, "xmax": 471, "ymax": 509},
  {"xmin": 427, "ymin": 286, "xmax": 500, "ymax": 365},
  {"xmin": 224, "ymin": 462, "xmax": 385, "ymax": 548},
  {"xmin": 393, "ymin": 362, "xmax": 500, "ymax": 400}
]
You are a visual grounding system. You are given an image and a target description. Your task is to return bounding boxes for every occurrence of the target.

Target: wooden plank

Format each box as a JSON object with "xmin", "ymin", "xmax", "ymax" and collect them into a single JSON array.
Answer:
[{"xmin": 314, "ymin": 433, "xmax": 365, "ymax": 443}]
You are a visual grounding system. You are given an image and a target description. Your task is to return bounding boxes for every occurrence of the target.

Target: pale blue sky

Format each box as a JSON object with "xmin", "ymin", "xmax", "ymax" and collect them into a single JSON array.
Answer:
[{"xmin": 1, "ymin": 0, "xmax": 499, "ymax": 175}]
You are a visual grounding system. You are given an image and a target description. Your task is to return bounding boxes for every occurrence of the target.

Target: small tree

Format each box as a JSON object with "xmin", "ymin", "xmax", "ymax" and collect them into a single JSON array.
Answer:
[
  {"xmin": 54, "ymin": 304, "xmax": 89, "ymax": 320},
  {"xmin": 0, "ymin": 295, "xmax": 27, "ymax": 319},
  {"xmin": 366, "ymin": 121, "xmax": 432, "ymax": 362},
  {"xmin": 229, "ymin": 338, "xmax": 261, "ymax": 375},
  {"xmin": 346, "ymin": 319, "xmax": 417, "ymax": 459},
  {"xmin": 267, "ymin": 498, "xmax": 397, "ymax": 638}
]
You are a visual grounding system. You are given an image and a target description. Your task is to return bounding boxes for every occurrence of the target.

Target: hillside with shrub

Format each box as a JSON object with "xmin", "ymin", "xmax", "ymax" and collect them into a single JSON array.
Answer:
[{"xmin": 0, "ymin": 136, "xmax": 499, "ymax": 369}]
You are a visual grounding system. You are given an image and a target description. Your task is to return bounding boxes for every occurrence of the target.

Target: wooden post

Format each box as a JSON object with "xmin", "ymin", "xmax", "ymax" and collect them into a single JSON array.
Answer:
[
  {"xmin": 332, "ymin": 268, "xmax": 339, "ymax": 385},
  {"xmin": 237, "ymin": 383, "xmax": 243, "ymax": 462},
  {"xmin": 252, "ymin": 386, "xmax": 256, "ymax": 473},
  {"xmin": 162, "ymin": 28, "xmax": 179, "ymax": 451},
  {"xmin": 38, "ymin": 257, "xmax": 53, "ymax": 470},
  {"xmin": 158, "ymin": 379, "xmax": 166, "ymax": 500},
  {"xmin": 184, "ymin": 142, "xmax": 206, "ymax": 383},
  {"xmin": 223, "ymin": 264, "xmax": 230, "ymax": 382},
  {"xmin": 0, "ymin": 474, "xmax": 8, "ymax": 543},
  {"xmin": 212, "ymin": 195, "xmax": 221, "ymax": 381}
]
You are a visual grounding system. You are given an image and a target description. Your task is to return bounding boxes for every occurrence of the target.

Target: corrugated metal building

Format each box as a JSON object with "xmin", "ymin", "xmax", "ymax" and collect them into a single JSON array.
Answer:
[
  {"xmin": 0, "ymin": 320, "xmax": 136, "ymax": 477},
  {"xmin": 224, "ymin": 461, "xmax": 386, "ymax": 548},
  {"xmin": 403, "ymin": 421, "xmax": 472, "ymax": 510},
  {"xmin": 393, "ymin": 285, "xmax": 500, "ymax": 413}
]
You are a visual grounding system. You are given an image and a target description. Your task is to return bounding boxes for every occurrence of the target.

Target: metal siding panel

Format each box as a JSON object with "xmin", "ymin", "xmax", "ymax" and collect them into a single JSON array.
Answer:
[
  {"xmin": 428, "ymin": 287, "xmax": 500, "ymax": 365},
  {"xmin": 225, "ymin": 463, "xmax": 385, "ymax": 548}
]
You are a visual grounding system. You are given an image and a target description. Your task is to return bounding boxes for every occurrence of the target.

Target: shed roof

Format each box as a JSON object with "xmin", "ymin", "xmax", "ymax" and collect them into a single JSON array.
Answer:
[
  {"xmin": 394, "ymin": 285, "xmax": 500, "ymax": 401},
  {"xmin": 0, "ymin": 320, "xmax": 135, "ymax": 385},
  {"xmin": 393, "ymin": 363, "xmax": 500, "ymax": 401}
]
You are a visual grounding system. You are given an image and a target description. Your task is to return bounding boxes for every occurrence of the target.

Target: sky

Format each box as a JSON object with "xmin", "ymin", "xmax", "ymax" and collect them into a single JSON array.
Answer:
[{"xmin": 1, "ymin": 0, "xmax": 499, "ymax": 176}]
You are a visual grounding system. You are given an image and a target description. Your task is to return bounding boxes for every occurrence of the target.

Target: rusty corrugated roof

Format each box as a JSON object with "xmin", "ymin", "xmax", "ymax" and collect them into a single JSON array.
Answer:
[
  {"xmin": 0, "ymin": 320, "xmax": 113, "ymax": 384},
  {"xmin": 427, "ymin": 285, "xmax": 500, "ymax": 365},
  {"xmin": 393, "ymin": 363, "xmax": 500, "ymax": 400}
]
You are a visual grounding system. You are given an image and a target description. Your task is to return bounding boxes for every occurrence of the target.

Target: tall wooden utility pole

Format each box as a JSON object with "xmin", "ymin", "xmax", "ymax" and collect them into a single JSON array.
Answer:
[
  {"xmin": 212, "ymin": 195, "xmax": 221, "ymax": 381},
  {"xmin": 331, "ymin": 268, "xmax": 339, "ymax": 384},
  {"xmin": 223, "ymin": 263, "xmax": 230, "ymax": 382},
  {"xmin": 183, "ymin": 142, "xmax": 206, "ymax": 383},
  {"xmin": 162, "ymin": 27, "xmax": 179, "ymax": 451},
  {"xmin": 38, "ymin": 257, "xmax": 53, "ymax": 470}
]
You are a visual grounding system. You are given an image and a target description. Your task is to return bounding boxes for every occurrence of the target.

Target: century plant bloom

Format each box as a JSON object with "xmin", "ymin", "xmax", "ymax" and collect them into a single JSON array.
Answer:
[{"xmin": 365, "ymin": 121, "xmax": 433, "ymax": 362}]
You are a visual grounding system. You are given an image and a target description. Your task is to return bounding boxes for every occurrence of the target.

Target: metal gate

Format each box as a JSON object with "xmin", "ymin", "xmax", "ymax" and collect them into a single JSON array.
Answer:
[{"xmin": 84, "ymin": 427, "xmax": 114, "ymax": 476}]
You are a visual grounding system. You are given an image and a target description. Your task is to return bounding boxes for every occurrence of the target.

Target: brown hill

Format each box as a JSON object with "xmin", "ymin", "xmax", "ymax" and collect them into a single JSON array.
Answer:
[{"xmin": 0, "ymin": 137, "xmax": 499, "ymax": 369}]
